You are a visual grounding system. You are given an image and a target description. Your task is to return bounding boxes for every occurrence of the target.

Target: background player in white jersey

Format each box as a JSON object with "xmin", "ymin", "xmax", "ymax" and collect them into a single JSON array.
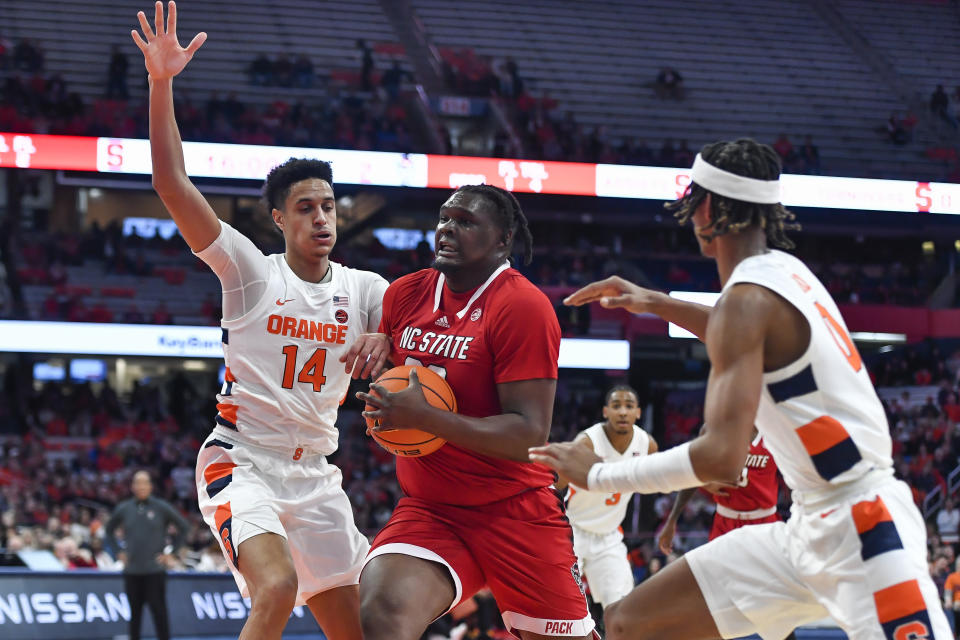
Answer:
[
  {"xmin": 558, "ymin": 385, "xmax": 657, "ymax": 626},
  {"xmin": 133, "ymin": 4, "xmax": 389, "ymax": 639},
  {"xmin": 531, "ymin": 138, "xmax": 951, "ymax": 640}
]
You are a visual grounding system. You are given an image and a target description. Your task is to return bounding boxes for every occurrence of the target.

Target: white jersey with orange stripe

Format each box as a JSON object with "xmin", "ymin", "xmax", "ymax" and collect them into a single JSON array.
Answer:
[
  {"xmin": 565, "ymin": 423, "xmax": 650, "ymax": 535},
  {"xmin": 722, "ymin": 249, "xmax": 892, "ymax": 493},
  {"xmin": 196, "ymin": 221, "xmax": 388, "ymax": 455}
]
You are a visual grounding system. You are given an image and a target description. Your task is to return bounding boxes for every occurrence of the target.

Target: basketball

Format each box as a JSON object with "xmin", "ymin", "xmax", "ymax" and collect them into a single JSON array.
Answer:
[{"xmin": 365, "ymin": 365, "xmax": 457, "ymax": 457}]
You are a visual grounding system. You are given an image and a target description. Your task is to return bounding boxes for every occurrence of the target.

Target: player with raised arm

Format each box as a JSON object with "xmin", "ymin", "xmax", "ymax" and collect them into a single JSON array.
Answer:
[
  {"xmin": 530, "ymin": 139, "xmax": 950, "ymax": 639},
  {"xmin": 356, "ymin": 184, "xmax": 596, "ymax": 640},
  {"xmin": 132, "ymin": 4, "xmax": 388, "ymax": 639},
  {"xmin": 558, "ymin": 385, "xmax": 657, "ymax": 626}
]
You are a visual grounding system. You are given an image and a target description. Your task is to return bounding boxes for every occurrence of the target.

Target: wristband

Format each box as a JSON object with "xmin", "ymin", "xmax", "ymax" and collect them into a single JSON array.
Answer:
[{"xmin": 587, "ymin": 441, "xmax": 701, "ymax": 494}]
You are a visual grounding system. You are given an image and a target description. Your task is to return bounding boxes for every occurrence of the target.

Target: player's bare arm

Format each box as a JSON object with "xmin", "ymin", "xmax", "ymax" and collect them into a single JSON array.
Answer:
[
  {"xmin": 339, "ymin": 333, "xmax": 391, "ymax": 379},
  {"xmin": 530, "ymin": 285, "xmax": 767, "ymax": 491},
  {"xmin": 564, "ymin": 276, "xmax": 712, "ymax": 342},
  {"xmin": 133, "ymin": 1, "xmax": 218, "ymax": 252},
  {"xmin": 658, "ymin": 487, "xmax": 697, "ymax": 555},
  {"xmin": 359, "ymin": 370, "xmax": 555, "ymax": 462}
]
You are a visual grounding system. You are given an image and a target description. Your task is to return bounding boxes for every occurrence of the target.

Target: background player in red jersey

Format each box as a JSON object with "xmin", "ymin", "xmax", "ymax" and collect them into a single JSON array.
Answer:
[
  {"xmin": 357, "ymin": 184, "xmax": 596, "ymax": 640},
  {"xmin": 658, "ymin": 428, "xmax": 780, "ymax": 553}
]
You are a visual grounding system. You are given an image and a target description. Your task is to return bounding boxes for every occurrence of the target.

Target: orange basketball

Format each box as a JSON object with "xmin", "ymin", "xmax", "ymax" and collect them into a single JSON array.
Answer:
[{"xmin": 365, "ymin": 365, "xmax": 457, "ymax": 457}]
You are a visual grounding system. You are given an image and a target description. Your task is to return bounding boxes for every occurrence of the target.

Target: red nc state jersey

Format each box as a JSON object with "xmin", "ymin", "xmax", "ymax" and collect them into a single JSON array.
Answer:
[
  {"xmin": 715, "ymin": 435, "xmax": 779, "ymax": 512},
  {"xmin": 379, "ymin": 265, "xmax": 561, "ymax": 506}
]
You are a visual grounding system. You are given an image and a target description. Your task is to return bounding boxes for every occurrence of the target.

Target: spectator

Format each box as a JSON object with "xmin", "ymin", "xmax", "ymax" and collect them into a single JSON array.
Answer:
[
  {"xmin": 293, "ymin": 54, "xmax": 314, "ymax": 88},
  {"xmin": 945, "ymin": 557, "xmax": 960, "ymax": 632},
  {"xmin": 932, "ymin": 84, "xmax": 959, "ymax": 129},
  {"xmin": 939, "ymin": 497, "xmax": 960, "ymax": 545},
  {"xmin": 773, "ymin": 133, "xmax": 798, "ymax": 169},
  {"xmin": 654, "ymin": 67, "xmax": 684, "ymax": 100},
  {"xmin": 13, "ymin": 39, "xmax": 43, "ymax": 73},
  {"xmin": 886, "ymin": 112, "xmax": 910, "ymax": 145},
  {"xmin": 357, "ymin": 39, "xmax": 375, "ymax": 91},
  {"xmin": 106, "ymin": 45, "xmax": 129, "ymax": 100},
  {"xmin": 381, "ymin": 61, "xmax": 407, "ymax": 100},
  {"xmin": 247, "ymin": 53, "xmax": 272, "ymax": 86},
  {"xmin": 104, "ymin": 470, "xmax": 189, "ymax": 640},
  {"xmin": 273, "ymin": 54, "xmax": 293, "ymax": 87},
  {"xmin": 800, "ymin": 135, "xmax": 821, "ymax": 174}
]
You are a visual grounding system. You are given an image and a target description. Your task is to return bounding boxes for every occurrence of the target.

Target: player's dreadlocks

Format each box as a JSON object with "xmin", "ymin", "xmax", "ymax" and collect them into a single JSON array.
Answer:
[
  {"xmin": 665, "ymin": 138, "xmax": 799, "ymax": 249},
  {"xmin": 262, "ymin": 158, "xmax": 334, "ymax": 212},
  {"xmin": 454, "ymin": 184, "xmax": 534, "ymax": 265},
  {"xmin": 605, "ymin": 384, "xmax": 639, "ymax": 405}
]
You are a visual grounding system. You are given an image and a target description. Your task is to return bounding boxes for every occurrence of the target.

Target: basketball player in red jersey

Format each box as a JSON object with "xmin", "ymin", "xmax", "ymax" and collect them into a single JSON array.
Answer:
[
  {"xmin": 356, "ymin": 185, "xmax": 596, "ymax": 640},
  {"xmin": 658, "ymin": 428, "xmax": 780, "ymax": 552}
]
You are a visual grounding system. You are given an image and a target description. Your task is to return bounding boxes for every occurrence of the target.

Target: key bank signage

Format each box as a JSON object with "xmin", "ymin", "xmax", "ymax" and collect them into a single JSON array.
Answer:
[{"xmin": 0, "ymin": 571, "xmax": 318, "ymax": 639}]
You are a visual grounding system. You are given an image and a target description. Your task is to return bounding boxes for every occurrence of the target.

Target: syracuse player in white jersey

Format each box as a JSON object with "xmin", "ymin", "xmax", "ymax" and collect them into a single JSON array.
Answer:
[
  {"xmin": 558, "ymin": 385, "xmax": 657, "ymax": 614},
  {"xmin": 531, "ymin": 138, "xmax": 950, "ymax": 640},
  {"xmin": 132, "ymin": 4, "xmax": 389, "ymax": 639}
]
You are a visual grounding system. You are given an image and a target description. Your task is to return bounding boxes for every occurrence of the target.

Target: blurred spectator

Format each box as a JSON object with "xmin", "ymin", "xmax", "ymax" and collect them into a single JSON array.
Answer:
[
  {"xmin": 932, "ymin": 84, "xmax": 959, "ymax": 129},
  {"xmin": 939, "ymin": 497, "xmax": 960, "ymax": 545},
  {"xmin": 151, "ymin": 302, "xmax": 173, "ymax": 325},
  {"xmin": 654, "ymin": 67, "xmax": 684, "ymax": 100},
  {"xmin": 381, "ymin": 61, "xmax": 408, "ymax": 100},
  {"xmin": 357, "ymin": 39, "xmax": 375, "ymax": 91},
  {"xmin": 773, "ymin": 133, "xmax": 799, "ymax": 171},
  {"xmin": 0, "ymin": 32, "xmax": 12, "ymax": 70},
  {"xmin": 247, "ymin": 53, "xmax": 272, "ymax": 86},
  {"xmin": 885, "ymin": 112, "xmax": 909, "ymax": 145},
  {"xmin": 13, "ymin": 39, "xmax": 44, "ymax": 73},
  {"xmin": 293, "ymin": 54, "xmax": 314, "ymax": 88},
  {"xmin": 800, "ymin": 135, "xmax": 821, "ymax": 174},
  {"xmin": 106, "ymin": 45, "xmax": 129, "ymax": 100}
]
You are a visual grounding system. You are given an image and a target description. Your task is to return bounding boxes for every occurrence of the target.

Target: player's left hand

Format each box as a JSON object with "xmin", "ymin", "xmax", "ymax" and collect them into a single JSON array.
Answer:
[
  {"xmin": 528, "ymin": 441, "xmax": 602, "ymax": 487},
  {"xmin": 340, "ymin": 333, "xmax": 391, "ymax": 379},
  {"xmin": 357, "ymin": 368, "xmax": 432, "ymax": 431}
]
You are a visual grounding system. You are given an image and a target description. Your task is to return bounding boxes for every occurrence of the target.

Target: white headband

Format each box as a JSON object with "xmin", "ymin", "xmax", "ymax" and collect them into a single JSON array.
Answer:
[{"xmin": 690, "ymin": 154, "xmax": 781, "ymax": 204}]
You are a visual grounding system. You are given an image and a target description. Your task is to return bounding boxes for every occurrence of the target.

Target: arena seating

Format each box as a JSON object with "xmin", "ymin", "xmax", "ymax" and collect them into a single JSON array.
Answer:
[
  {"xmin": 0, "ymin": 0, "xmax": 413, "ymax": 105},
  {"xmin": 411, "ymin": 0, "xmax": 951, "ymax": 179}
]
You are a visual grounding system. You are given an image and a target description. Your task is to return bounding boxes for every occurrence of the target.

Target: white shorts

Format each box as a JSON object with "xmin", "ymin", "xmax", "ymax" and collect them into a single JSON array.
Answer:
[
  {"xmin": 572, "ymin": 526, "xmax": 634, "ymax": 607},
  {"xmin": 196, "ymin": 428, "xmax": 369, "ymax": 606},
  {"xmin": 686, "ymin": 472, "xmax": 950, "ymax": 640}
]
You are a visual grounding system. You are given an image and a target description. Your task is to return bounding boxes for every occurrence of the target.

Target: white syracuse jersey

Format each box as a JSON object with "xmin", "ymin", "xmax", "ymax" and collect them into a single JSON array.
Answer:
[
  {"xmin": 565, "ymin": 423, "xmax": 651, "ymax": 534},
  {"xmin": 723, "ymin": 250, "xmax": 892, "ymax": 492},
  {"xmin": 200, "ymin": 222, "xmax": 387, "ymax": 455}
]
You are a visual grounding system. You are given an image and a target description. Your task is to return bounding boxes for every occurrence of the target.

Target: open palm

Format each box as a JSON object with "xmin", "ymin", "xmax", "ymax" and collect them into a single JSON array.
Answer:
[{"xmin": 131, "ymin": 1, "xmax": 206, "ymax": 80}]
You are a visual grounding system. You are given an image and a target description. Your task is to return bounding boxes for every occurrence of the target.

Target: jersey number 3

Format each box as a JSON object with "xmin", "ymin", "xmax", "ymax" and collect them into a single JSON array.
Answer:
[{"xmin": 280, "ymin": 345, "xmax": 328, "ymax": 392}]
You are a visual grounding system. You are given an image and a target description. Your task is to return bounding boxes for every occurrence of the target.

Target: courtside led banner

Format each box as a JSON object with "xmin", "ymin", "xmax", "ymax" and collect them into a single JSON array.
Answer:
[
  {"xmin": 2, "ymin": 131, "xmax": 959, "ymax": 214},
  {"xmin": 0, "ymin": 321, "xmax": 629, "ymax": 369}
]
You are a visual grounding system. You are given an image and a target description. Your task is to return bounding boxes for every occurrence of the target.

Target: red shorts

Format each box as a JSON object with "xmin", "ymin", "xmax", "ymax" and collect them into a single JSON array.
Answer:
[
  {"xmin": 709, "ymin": 512, "xmax": 781, "ymax": 540},
  {"xmin": 364, "ymin": 487, "xmax": 595, "ymax": 638}
]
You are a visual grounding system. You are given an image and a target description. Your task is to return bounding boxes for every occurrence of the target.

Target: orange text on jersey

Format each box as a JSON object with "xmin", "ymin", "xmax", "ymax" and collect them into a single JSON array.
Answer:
[{"xmin": 267, "ymin": 314, "xmax": 348, "ymax": 344}]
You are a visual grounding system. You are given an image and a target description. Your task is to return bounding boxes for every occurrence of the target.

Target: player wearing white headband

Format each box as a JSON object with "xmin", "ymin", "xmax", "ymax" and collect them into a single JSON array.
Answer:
[{"xmin": 531, "ymin": 139, "xmax": 949, "ymax": 640}]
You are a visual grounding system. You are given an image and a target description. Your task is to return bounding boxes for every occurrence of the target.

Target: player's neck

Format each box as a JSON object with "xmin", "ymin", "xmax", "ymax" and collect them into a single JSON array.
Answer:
[
  {"xmin": 603, "ymin": 423, "xmax": 633, "ymax": 454},
  {"xmin": 285, "ymin": 253, "xmax": 331, "ymax": 284},
  {"xmin": 716, "ymin": 228, "xmax": 768, "ymax": 286},
  {"xmin": 442, "ymin": 260, "xmax": 504, "ymax": 293}
]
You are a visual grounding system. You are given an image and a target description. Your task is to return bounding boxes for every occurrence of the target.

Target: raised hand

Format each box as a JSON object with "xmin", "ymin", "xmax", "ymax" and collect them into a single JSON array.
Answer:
[
  {"xmin": 563, "ymin": 275, "xmax": 664, "ymax": 314},
  {"xmin": 131, "ymin": 1, "xmax": 206, "ymax": 80}
]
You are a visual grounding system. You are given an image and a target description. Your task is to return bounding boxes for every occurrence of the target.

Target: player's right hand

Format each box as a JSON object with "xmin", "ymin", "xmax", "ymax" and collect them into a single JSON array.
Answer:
[
  {"xmin": 563, "ymin": 276, "xmax": 664, "ymax": 314},
  {"xmin": 657, "ymin": 521, "xmax": 676, "ymax": 555},
  {"xmin": 131, "ymin": 1, "xmax": 207, "ymax": 80}
]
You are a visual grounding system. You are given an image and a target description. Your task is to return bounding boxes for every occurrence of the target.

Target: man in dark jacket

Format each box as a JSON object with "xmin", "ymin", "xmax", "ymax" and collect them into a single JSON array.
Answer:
[{"xmin": 105, "ymin": 470, "xmax": 190, "ymax": 640}]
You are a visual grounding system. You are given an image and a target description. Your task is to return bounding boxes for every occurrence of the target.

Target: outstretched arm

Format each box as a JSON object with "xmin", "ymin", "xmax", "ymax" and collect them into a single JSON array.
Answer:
[
  {"xmin": 564, "ymin": 276, "xmax": 712, "ymax": 342},
  {"xmin": 530, "ymin": 285, "xmax": 763, "ymax": 492},
  {"xmin": 132, "ymin": 1, "xmax": 217, "ymax": 252}
]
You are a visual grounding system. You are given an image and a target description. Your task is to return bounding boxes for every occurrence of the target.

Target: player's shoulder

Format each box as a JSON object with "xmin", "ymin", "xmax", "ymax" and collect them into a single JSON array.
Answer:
[
  {"xmin": 489, "ymin": 269, "xmax": 553, "ymax": 310},
  {"xmin": 334, "ymin": 262, "xmax": 388, "ymax": 286}
]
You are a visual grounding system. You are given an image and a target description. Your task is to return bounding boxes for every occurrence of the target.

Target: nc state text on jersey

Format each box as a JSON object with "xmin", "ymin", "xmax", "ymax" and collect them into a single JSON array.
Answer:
[
  {"xmin": 397, "ymin": 327, "xmax": 474, "ymax": 360},
  {"xmin": 267, "ymin": 314, "xmax": 348, "ymax": 344}
]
